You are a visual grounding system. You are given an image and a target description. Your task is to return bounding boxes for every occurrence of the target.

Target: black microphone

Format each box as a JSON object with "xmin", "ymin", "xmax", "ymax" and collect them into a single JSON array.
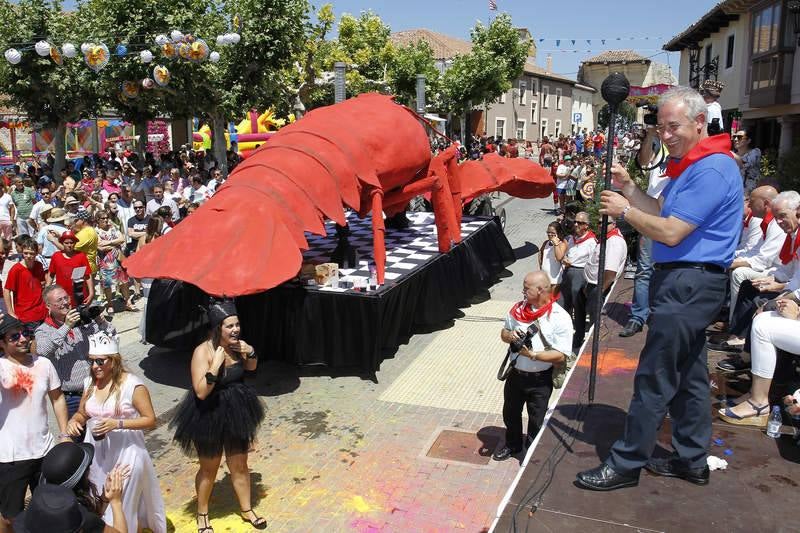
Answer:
[
  {"xmin": 601, "ymin": 72, "xmax": 631, "ymax": 108},
  {"xmin": 588, "ymin": 72, "xmax": 630, "ymax": 403}
]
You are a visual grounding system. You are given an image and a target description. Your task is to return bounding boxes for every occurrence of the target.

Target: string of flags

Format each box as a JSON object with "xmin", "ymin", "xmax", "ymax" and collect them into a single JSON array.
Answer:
[
  {"xmin": 540, "ymin": 36, "xmax": 666, "ymax": 47},
  {"xmin": 538, "ymin": 48, "xmax": 666, "ymax": 54}
]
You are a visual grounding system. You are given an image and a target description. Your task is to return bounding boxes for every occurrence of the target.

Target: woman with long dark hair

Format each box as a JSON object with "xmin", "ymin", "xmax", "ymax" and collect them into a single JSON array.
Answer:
[{"xmin": 170, "ymin": 300, "xmax": 266, "ymax": 532}]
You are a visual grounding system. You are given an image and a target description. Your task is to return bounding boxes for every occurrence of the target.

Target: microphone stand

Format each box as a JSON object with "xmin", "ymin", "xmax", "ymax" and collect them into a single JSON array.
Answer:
[{"xmin": 589, "ymin": 73, "xmax": 630, "ymax": 403}]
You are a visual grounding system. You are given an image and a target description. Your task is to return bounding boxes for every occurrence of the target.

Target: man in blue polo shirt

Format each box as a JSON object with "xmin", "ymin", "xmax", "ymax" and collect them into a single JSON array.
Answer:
[{"xmin": 576, "ymin": 86, "xmax": 743, "ymax": 491}]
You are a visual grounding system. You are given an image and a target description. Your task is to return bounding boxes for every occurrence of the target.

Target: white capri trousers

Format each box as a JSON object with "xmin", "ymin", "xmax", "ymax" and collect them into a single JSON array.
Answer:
[
  {"xmin": 750, "ymin": 311, "xmax": 800, "ymax": 379},
  {"xmin": 730, "ymin": 266, "xmax": 766, "ymax": 322}
]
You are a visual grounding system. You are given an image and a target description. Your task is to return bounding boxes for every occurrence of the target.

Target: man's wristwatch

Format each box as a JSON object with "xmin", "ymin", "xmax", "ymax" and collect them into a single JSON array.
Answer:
[
  {"xmin": 621, "ymin": 204, "xmax": 632, "ymax": 220},
  {"xmin": 205, "ymin": 372, "xmax": 217, "ymax": 384}
]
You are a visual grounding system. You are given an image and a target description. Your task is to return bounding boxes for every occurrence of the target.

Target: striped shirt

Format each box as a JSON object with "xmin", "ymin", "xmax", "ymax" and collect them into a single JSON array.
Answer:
[{"xmin": 34, "ymin": 318, "xmax": 116, "ymax": 393}]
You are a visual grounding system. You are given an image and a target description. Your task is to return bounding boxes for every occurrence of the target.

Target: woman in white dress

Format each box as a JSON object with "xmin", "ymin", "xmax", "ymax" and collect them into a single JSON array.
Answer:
[
  {"xmin": 539, "ymin": 222, "xmax": 567, "ymax": 292},
  {"xmin": 67, "ymin": 332, "xmax": 166, "ymax": 532}
]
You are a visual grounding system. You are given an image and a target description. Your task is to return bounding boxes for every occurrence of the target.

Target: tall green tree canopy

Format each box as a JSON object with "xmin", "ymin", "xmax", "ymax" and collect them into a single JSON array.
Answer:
[{"xmin": 388, "ymin": 40, "xmax": 439, "ymax": 108}]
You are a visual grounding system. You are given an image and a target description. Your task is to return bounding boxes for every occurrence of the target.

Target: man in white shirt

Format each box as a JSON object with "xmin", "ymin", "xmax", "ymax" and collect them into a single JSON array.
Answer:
[
  {"xmin": 0, "ymin": 314, "xmax": 68, "ymax": 530},
  {"xmin": 726, "ymin": 186, "xmax": 783, "ymax": 324},
  {"xmin": 206, "ymin": 169, "xmax": 225, "ymax": 196},
  {"xmin": 560, "ymin": 211, "xmax": 597, "ymax": 320},
  {"xmin": 146, "ymin": 184, "xmax": 179, "ymax": 222},
  {"xmin": 573, "ymin": 220, "xmax": 628, "ymax": 351},
  {"xmin": 736, "ymin": 196, "xmax": 763, "ymax": 258},
  {"xmin": 28, "ymin": 187, "xmax": 54, "ymax": 235},
  {"xmin": 183, "ymin": 175, "xmax": 209, "ymax": 205},
  {"xmin": 701, "ymin": 79, "xmax": 724, "ymax": 134},
  {"xmin": 493, "ymin": 271, "xmax": 573, "ymax": 461}
]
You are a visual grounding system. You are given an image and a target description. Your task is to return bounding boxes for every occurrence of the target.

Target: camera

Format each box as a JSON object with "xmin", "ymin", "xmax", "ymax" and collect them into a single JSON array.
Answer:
[
  {"xmin": 72, "ymin": 278, "xmax": 103, "ymax": 326},
  {"xmin": 636, "ymin": 102, "xmax": 658, "ymax": 126},
  {"xmin": 510, "ymin": 323, "xmax": 538, "ymax": 353}
]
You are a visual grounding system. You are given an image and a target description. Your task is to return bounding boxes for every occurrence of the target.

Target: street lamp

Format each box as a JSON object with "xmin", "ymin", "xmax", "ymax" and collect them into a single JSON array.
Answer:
[
  {"xmin": 334, "ymin": 61, "xmax": 347, "ymax": 104},
  {"xmin": 789, "ymin": 1, "xmax": 800, "ymax": 46}
]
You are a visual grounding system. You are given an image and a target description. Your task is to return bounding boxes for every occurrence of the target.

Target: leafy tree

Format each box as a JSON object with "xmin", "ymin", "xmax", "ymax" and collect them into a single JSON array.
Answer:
[
  {"xmin": 597, "ymin": 101, "xmax": 637, "ymax": 134},
  {"xmin": 441, "ymin": 14, "xmax": 529, "ymax": 143},
  {"xmin": 0, "ymin": 0, "xmax": 104, "ymax": 175},
  {"xmin": 388, "ymin": 40, "xmax": 439, "ymax": 108}
]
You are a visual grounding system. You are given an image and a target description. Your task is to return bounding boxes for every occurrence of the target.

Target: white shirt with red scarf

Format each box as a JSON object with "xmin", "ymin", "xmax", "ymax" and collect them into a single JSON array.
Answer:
[
  {"xmin": 503, "ymin": 301, "xmax": 573, "ymax": 373},
  {"xmin": 584, "ymin": 230, "xmax": 627, "ymax": 285}
]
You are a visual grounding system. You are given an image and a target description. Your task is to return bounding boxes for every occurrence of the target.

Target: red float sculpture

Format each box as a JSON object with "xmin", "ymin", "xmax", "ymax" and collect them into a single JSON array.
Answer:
[{"xmin": 124, "ymin": 93, "xmax": 554, "ymax": 296}]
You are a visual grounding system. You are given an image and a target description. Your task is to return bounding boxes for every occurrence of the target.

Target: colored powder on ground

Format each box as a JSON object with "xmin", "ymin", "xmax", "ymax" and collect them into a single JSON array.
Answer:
[
  {"xmin": 350, "ymin": 495, "xmax": 372, "ymax": 513},
  {"xmin": 576, "ymin": 348, "xmax": 639, "ymax": 376}
]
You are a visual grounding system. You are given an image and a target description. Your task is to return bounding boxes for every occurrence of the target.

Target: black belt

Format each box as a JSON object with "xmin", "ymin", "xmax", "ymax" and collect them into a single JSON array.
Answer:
[
  {"xmin": 63, "ymin": 390, "xmax": 83, "ymax": 397},
  {"xmin": 654, "ymin": 261, "xmax": 724, "ymax": 273},
  {"xmin": 513, "ymin": 367, "xmax": 552, "ymax": 377}
]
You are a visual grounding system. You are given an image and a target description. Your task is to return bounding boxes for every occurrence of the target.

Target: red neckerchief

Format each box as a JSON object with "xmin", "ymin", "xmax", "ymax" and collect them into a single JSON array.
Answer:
[
  {"xmin": 510, "ymin": 294, "xmax": 559, "ymax": 322},
  {"xmin": 44, "ymin": 315, "xmax": 74, "ymax": 339},
  {"xmin": 779, "ymin": 230, "xmax": 800, "ymax": 265},
  {"xmin": 743, "ymin": 210, "xmax": 753, "ymax": 230},
  {"xmin": 573, "ymin": 230, "xmax": 596, "ymax": 245},
  {"xmin": 607, "ymin": 228, "xmax": 623, "ymax": 239},
  {"xmin": 760, "ymin": 211, "xmax": 773, "ymax": 239},
  {"xmin": 665, "ymin": 134, "xmax": 734, "ymax": 179}
]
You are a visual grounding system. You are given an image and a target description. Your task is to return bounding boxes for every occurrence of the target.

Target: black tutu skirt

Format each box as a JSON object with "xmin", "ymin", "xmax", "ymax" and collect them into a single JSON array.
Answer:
[{"xmin": 170, "ymin": 381, "xmax": 265, "ymax": 458}]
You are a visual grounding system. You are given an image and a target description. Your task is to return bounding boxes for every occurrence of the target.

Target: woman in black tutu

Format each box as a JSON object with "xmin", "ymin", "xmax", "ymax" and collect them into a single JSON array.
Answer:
[{"xmin": 170, "ymin": 300, "xmax": 266, "ymax": 532}]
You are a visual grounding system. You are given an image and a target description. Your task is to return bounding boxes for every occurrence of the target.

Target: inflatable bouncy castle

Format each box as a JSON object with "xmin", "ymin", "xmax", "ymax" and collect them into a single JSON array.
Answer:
[{"xmin": 193, "ymin": 108, "xmax": 290, "ymax": 156}]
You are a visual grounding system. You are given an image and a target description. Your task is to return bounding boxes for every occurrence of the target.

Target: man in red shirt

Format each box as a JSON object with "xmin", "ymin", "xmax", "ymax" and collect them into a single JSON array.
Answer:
[
  {"xmin": 47, "ymin": 231, "xmax": 93, "ymax": 308},
  {"xmin": 3, "ymin": 235, "xmax": 47, "ymax": 328}
]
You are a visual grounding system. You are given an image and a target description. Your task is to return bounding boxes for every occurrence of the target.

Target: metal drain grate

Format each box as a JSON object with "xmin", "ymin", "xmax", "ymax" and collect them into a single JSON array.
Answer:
[{"xmin": 426, "ymin": 429, "xmax": 500, "ymax": 465}]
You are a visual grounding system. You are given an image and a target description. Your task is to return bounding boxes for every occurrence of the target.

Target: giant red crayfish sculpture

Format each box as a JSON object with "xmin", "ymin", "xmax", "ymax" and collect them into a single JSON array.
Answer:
[{"xmin": 124, "ymin": 93, "xmax": 554, "ymax": 296}]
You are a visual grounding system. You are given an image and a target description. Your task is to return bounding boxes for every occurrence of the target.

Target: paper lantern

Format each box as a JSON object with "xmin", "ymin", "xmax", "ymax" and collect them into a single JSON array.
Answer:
[
  {"xmin": 140, "ymin": 50, "xmax": 153, "ymax": 63},
  {"xmin": 155, "ymin": 34, "xmax": 169, "ymax": 46},
  {"xmin": 209, "ymin": 51, "xmax": 220, "ymax": 63},
  {"xmin": 170, "ymin": 30, "xmax": 183, "ymax": 42},
  {"xmin": 35, "ymin": 40, "xmax": 51, "ymax": 57},
  {"xmin": 180, "ymin": 38, "xmax": 209, "ymax": 62},
  {"xmin": 4, "ymin": 48, "xmax": 21, "ymax": 65},
  {"xmin": 84, "ymin": 43, "xmax": 110, "ymax": 72},
  {"xmin": 153, "ymin": 65, "xmax": 170, "ymax": 86},
  {"xmin": 49, "ymin": 46, "xmax": 63, "ymax": 66},
  {"xmin": 228, "ymin": 33, "xmax": 241, "ymax": 44},
  {"xmin": 80, "ymin": 43, "xmax": 92, "ymax": 54},
  {"xmin": 142, "ymin": 78, "xmax": 155, "ymax": 90},
  {"xmin": 62, "ymin": 43, "xmax": 77, "ymax": 58},
  {"xmin": 115, "ymin": 44, "xmax": 127, "ymax": 57},
  {"xmin": 121, "ymin": 80, "xmax": 140, "ymax": 99},
  {"xmin": 161, "ymin": 43, "xmax": 177, "ymax": 59},
  {"xmin": 216, "ymin": 35, "xmax": 225, "ymax": 46}
]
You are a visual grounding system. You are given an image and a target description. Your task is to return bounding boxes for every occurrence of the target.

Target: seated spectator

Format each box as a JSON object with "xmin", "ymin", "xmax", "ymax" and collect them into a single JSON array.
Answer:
[
  {"xmin": 737, "ymin": 195, "xmax": 763, "ymax": 258},
  {"xmin": 38, "ymin": 442, "xmax": 129, "ymax": 533},
  {"xmin": 539, "ymin": 222, "xmax": 567, "ymax": 291}
]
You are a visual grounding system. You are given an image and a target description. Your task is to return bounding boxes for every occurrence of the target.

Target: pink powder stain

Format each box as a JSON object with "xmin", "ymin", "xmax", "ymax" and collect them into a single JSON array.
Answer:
[
  {"xmin": 350, "ymin": 518, "xmax": 384, "ymax": 532},
  {"xmin": 12, "ymin": 366, "xmax": 34, "ymax": 395}
]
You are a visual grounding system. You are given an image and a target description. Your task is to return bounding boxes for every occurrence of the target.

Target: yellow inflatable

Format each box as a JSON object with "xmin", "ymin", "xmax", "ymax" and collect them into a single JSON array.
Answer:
[{"xmin": 193, "ymin": 108, "xmax": 293, "ymax": 153}]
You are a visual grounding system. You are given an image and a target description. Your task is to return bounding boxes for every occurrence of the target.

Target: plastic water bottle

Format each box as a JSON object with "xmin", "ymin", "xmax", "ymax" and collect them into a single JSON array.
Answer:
[
  {"xmin": 766, "ymin": 406, "xmax": 782, "ymax": 438},
  {"xmin": 369, "ymin": 264, "xmax": 378, "ymax": 289}
]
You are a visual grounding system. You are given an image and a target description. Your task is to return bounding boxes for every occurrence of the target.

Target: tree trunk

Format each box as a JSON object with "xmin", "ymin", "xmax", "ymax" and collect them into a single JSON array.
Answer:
[
  {"xmin": 211, "ymin": 114, "xmax": 229, "ymax": 177},
  {"xmin": 53, "ymin": 121, "xmax": 67, "ymax": 179},
  {"xmin": 135, "ymin": 119, "xmax": 147, "ymax": 160}
]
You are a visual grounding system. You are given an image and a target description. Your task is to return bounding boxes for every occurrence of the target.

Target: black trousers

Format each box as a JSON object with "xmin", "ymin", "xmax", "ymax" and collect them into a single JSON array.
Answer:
[
  {"xmin": 502, "ymin": 367, "xmax": 554, "ymax": 450},
  {"xmin": 607, "ymin": 268, "xmax": 727, "ymax": 473},
  {"xmin": 572, "ymin": 282, "xmax": 599, "ymax": 351},
  {"xmin": 729, "ymin": 280, "xmax": 780, "ymax": 342},
  {"xmin": 559, "ymin": 266, "xmax": 585, "ymax": 317}
]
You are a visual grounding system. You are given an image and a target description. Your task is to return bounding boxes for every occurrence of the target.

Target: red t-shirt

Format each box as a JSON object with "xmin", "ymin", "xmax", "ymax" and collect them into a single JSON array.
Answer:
[
  {"xmin": 48, "ymin": 251, "xmax": 91, "ymax": 307},
  {"xmin": 4, "ymin": 262, "xmax": 47, "ymax": 323}
]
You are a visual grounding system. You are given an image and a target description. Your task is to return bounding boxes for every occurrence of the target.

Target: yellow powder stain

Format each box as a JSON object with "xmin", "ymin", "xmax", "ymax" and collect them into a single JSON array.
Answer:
[
  {"xmin": 166, "ymin": 511, "xmax": 256, "ymax": 532},
  {"xmin": 349, "ymin": 495, "xmax": 372, "ymax": 513}
]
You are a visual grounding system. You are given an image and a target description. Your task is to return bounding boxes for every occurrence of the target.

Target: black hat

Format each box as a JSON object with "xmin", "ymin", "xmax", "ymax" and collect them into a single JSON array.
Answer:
[
  {"xmin": 41, "ymin": 442, "xmax": 95, "ymax": 489},
  {"xmin": 208, "ymin": 298, "xmax": 237, "ymax": 329},
  {"xmin": 13, "ymin": 484, "xmax": 88, "ymax": 533},
  {"xmin": 0, "ymin": 314, "xmax": 23, "ymax": 338}
]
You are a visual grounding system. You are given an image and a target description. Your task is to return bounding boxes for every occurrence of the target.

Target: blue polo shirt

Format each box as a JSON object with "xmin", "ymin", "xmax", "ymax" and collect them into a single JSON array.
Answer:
[{"xmin": 652, "ymin": 153, "xmax": 743, "ymax": 268}]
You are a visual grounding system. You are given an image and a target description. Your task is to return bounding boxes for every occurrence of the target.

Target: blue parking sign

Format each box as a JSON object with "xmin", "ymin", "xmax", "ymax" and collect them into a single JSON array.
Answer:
[{"xmin": 573, "ymin": 112, "xmax": 582, "ymax": 123}]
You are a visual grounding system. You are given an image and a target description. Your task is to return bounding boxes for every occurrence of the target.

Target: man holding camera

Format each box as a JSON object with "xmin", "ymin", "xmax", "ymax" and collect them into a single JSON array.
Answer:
[
  {"xmin": 34, "ymin": 284, "xmax": 116, "ymax": 418},
  {"xmin": 493, "ymin": 271, "xmax": 573, "ymax": 461}
]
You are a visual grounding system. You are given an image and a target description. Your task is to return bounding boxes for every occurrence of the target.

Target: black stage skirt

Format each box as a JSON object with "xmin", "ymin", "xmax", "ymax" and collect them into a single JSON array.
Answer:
[{"xmin": 170, "ymin": 381, "xmax": 265, "ymax": 458}]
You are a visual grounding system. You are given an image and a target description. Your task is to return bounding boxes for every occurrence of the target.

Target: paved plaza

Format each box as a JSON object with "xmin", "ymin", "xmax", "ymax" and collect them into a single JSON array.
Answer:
[{"xmin": 101, "ymin": 196, "xmax": 557, "ymax": 532}]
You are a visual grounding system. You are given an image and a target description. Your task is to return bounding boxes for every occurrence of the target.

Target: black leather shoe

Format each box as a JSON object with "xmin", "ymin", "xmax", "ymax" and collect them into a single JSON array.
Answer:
[
  {"xmin": 619, "ymin": 320, "xmax": 643, "ymax": 338},
  {"xmin": 716, "ymin": 354, "xmax": 750, "ymax": 373},
  {"xmin": 707, "ymin": 340, "xmax": 744, "ymax": 353},
  {"xmin": 575, "ymin": 464, "xmax": 639, "ymax": 491},
  {"xmin": 644, "ymin": 457, "xmax": 709, "ymax": 485},
  {"xmin": 492, "ymin": 445, "xmax": 522, "ymax": 461}
]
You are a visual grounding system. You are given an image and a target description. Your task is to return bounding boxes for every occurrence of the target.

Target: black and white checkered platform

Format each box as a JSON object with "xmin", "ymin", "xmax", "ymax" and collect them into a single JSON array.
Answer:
[{"xmin": 298, "ymin": 211, "xmax": 492, "ymax": 293}]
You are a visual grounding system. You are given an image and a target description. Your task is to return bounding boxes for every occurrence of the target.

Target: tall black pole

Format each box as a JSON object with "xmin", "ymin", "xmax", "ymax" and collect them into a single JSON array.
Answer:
[{"xmin": 589, "ymin": 72, "xmax": 630, "ymax": 403}]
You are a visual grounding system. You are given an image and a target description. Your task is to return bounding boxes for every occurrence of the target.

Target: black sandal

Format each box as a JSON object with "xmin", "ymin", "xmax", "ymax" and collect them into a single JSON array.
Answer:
[
  {"xmin": 197, "ymin": 512, "xmax": 213, "ymax": 532},
  {"xmin": 241, "ymin": 509, "xmax": 267, "ymax": 530}
]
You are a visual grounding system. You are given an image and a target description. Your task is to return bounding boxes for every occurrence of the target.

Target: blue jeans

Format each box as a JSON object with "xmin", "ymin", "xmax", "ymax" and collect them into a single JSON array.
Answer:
[
  {"xmin": 64, "ymin": 393, "xmax": 82, "ymax": 419},
  {"xmin": 629, "ymin": 236, "xmax": 653, "ymax": 325}
]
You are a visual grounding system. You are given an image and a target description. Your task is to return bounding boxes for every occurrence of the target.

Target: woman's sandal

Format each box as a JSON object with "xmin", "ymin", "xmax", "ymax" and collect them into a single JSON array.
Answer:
[
  {"xmin": 241, "ymin": 509, "xmax": 267, "ymax": 530},
  {"xmin": 197, "ymin": 512, "xmax": 213, "ymax": 532},
  {"xmin": 718, "ymin": 399, "xmax": 769, "ymax": 427}
]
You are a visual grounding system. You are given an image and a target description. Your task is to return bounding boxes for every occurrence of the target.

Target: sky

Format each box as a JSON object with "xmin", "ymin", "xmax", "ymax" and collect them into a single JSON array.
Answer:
[{"xmin": 310, "ymin": 0, "xmax": 718, "ymax": 78}]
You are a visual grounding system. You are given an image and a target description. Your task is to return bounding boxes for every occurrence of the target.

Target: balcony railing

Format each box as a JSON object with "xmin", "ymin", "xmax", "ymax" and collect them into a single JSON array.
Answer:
[{"xmin": 749, "ymin": 50, "xmax": 794, "ymax": 107}]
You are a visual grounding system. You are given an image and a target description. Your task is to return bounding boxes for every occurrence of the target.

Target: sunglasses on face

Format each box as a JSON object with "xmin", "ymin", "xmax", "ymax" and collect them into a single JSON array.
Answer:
[
  {"xmin": 89, "ymin": 357, "xmax": 109, "ymax": 366},
  {"xmin": 6, "ymin": 331, "xmax": 27, "ymax": 342},
  {"xmin": 134, "ymin": 206, "xmax": 145, "ymax": 210}
]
